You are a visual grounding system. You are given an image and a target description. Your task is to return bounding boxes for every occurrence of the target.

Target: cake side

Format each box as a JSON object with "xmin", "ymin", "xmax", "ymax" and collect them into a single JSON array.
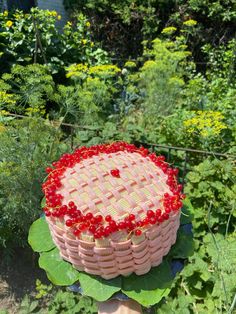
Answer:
[
  {"xmin": 46, "ymin": 210, "xmax": 180, "ymax": 279},
  {"xmin": 42, "ymin": 142, "xmax": 185, "ymax": 278}
]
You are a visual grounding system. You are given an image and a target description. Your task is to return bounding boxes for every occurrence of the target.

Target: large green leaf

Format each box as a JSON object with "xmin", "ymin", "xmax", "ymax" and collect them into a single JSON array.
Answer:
[
  {"xmin": 181, "ymin": 198, "xmax": 194, "ymax": 224},
  {"xmin": 121, "ymin": 261, "xmax": 173, "ymax": 306},
  {"xmin": 169, "ymin": 228, "xmax": 194, "ymax": 259},
  {"xmin": 28, "ymin": 217, "xmax": 55, "ymax": 252},
  {"xmin": 39, "ymin": 247, "xmax": 80, "ymax": 286},
  {"xmin": 79, "ymin": 272, "xmax": 122, "ymax": 302}
]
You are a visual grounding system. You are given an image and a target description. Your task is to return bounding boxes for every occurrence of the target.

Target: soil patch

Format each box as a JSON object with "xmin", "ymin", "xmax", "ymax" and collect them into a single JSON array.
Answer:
[{"xmin": 0, "ymin": 248, "xmax": 48, "ymax": 313}]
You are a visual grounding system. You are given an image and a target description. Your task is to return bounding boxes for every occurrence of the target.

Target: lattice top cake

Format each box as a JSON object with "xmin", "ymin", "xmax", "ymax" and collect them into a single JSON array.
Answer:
[{"xmin": 42, "ymin": 142, "xmax": 184, "ymax": 278}]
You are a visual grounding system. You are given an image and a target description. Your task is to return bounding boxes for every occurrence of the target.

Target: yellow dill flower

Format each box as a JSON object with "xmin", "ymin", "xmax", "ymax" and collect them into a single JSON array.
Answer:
[
  {"xmin": 81, "ymin": 39, "xmax": 87, "ymax": 45},
  {"xmin": 0, "ymin": 91, "xmax": 16, "ymax": 105},
  {"xmin": 51, "ymin": 10, "xmax": 57, "ymax": 17},
  {"xmin": 14, "ymin": 13, "xmax": 20, "ymax": 20},
  {"xmin": 5, "ymin": 20, "xmax": 13, "ymax": 28},
  {"xmin": 90, "ymin": 42, "xmax": 94, "ymax": 47},
  {"xmin": 142, "ymin": 60, "xmax": 157, "ymax": 70},
  {"xmin": 184, "ymin": 110, "xmax": 227, "ymax": 138},
  {"xmin": 66, "ymin": 63, "xmax": 88, "ymax": 78},
  {"xmin": 0, "ymin": 109, "xmax": 10, "ymax": 115},
  {"xmin": 86, "ymin": 21, "xmax": 91, "ymax": 27},
  {"xmin": 124, "ymin": 61, "xmax": 136, "ymax": 68},
  {"xmin": 25, "ymin": 107, "xmax": 45, "ymax": 116},
  {"xmin": 183, "ymin": 19, "xmax": 197, "ymax": 27},
  {"xmin": 88, "ymin": 65, "xmax": 121, "ymax": 76},
  {"xmin": 168, "ymin": 76, "xmax": 184, "ymax": 86},
  {"xmin": 3, "ymin": 10, "xmax": 8, "ymax": 16},
  {"xmin": 0, "ymin": 124, "xmax": 5, "ymax": 133},
  {"xmin": 57, "ymin": 15, "xmax": 62, "ymax": 20},
  {"xmin": 67, "ymin": 21, "xmax": 72, "ymax": 26},
  {"xmin": 161, "ymin": 26, "xmax": 177, "ymax": 34}
]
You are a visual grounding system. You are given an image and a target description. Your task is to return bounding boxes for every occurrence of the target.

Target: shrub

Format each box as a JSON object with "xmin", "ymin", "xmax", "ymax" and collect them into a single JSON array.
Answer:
[
  {"xmin": 0, "ymin": 9, "xmax": 108, "ymax": 75},
  {"xmin": 0, "ymin": 64, "xmax": 55, "ymax": 115},
  {"xmin": 0, "ymin": 117, "xmax": 67, "ymax": 248}
]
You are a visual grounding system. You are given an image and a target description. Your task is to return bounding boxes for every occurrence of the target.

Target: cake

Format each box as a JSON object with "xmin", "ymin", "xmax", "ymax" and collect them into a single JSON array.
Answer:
[{"xmin": 42, "ymin": 142, "xmax": 184, "ymax": 279}]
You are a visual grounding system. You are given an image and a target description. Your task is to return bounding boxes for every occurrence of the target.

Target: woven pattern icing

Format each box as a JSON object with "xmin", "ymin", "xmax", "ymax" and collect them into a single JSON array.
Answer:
[
  {"xmin": 44, "ymin": 145, "xmax": 183, "ymax": 279},
  {"xmin": 58, "ymin": 151, "xmax": 170, "ymax": 220},
  {"xmin": 47, "ymin": 211, "xmax": 180, "ymax": 279}
]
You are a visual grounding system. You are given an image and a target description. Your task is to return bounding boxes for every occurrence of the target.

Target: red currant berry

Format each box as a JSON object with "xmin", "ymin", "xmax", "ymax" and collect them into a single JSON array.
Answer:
[
  {"xmin": 110, "ymin": 169, "xmax": 120, "ymax": 178},
  {"xmin": 89, "ymin": 225, "xmax": 96, "ymax": 234},
  {"xmin": 95, "ymin": 215, "xmax": 103, "ymax": 223},
  {"xmin": 118, "ymin": 222, "xmax": 126, "ymax": 230},
  {"xmin": 79, "ymin": 223, "xmax": 87, "ymax": 231},
  {"xmin": 156, "ymin": 209, "xmax": 162, "ymax": 216},
  {"xmin": 73, "ymin": 229, "xmax": 80, "ymax": 237},
  {"xmin": 61, "ymin": 205, "xmax": 68, "ymax": 214},
  {"xmin": 142, "ymin": 217, "xmax": 149, "ymax": 226},
  {"xmin": 162, "ymin": 213, "xmax": 169, "ymax": 220},
  {"xmin": 68, "ymin": 201, "xmax": 75, "ymax": 208},
  {"xmin": 129, "ymin": 214, "xmax": 135, "ymax": 221},
  {"xmin": 104, "ymin": 226, "xmax": 112, "ymax": 235},
  {"xmin": 148, "ymin": 217, "xmax": 157, "ymax": 225},
  {"xmin": 173, "ymin": 168, "xmax": 179, "ymax": 175},
  {"xmin": 84, "ymin": 221, "xmax": 90, "ymax": 228},
  {"xmin": 147, "ymin": 210, "xmax": 155, "ymax": 218},
  {"xmin": 157, "ymin": 216, "xmax": 164, "ymax": 223},
  {"xmin": 45, "ymin": 211, "xmax": 51, "ymax": 217},
  {"xmin": 46, "ymin": 167, "xmax": 53, "ymax": 174},
  {"xmin": 65, "ymin": 219, "xmax": 73, "ymax": 227},
  {"xmin": 177, "ymin": 201, "xmax": 183, "ymax": 208},
  {"xmin": 90, "ymin": 217, "xmax": 97, "ymax": 225},
  {"xmin": 136, "ymin": 221, "xmax": 142, "ymax": 227},
  {"xmin": 165, "ymin": 207, "xmax": 171, "ymax": 214},
  {"xmin": 52, "ymin": 210, "xmax": 59, "ymax": 217},
  {"xmin": 105, "ymin": 215, "xmax": 112, "ymax": 222},
  {"xmin": 94, "ymin": 231, "xmax": 102, "ymax": 239},
  {"xmin": 134, "ymin": 229, "xmax": 142, "ymax": 236},
  {"xmin": 86, "ymin": 212, "xmax": 93, "ymax": 220}
]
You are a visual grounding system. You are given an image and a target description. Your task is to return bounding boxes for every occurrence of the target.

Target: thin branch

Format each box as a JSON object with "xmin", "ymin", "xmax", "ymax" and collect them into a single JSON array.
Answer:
[{"xmin": 32, "ymin": 16, "xmax": 47, "ymax": 64}]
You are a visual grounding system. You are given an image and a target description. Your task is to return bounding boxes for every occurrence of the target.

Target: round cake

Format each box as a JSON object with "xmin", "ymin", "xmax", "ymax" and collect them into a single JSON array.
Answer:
[{"xmin": 42, "ymin": 142, "xmax": 184, "ymax": 279}]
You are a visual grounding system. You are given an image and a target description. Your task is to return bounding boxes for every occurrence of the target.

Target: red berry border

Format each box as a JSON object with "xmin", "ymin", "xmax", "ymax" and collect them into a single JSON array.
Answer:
[{"xmin": 42, "ymin": 142, "xmax": 185, "ymax": 240}]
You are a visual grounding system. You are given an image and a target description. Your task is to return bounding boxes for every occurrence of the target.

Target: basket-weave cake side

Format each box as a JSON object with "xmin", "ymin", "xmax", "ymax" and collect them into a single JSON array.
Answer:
[
  {"xmin": 42, "ymin": 142, "xmax": 185, "ymax": 279},
  {"xmin": 46, "ymin": 211, "xmax": 180, "ymax": 279}
]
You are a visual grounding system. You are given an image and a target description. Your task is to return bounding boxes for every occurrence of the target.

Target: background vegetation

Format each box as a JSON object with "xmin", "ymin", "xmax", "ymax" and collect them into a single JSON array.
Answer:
[{"xmin": 0, "ymin": 1, "xmax": 235, "ymax": 313}]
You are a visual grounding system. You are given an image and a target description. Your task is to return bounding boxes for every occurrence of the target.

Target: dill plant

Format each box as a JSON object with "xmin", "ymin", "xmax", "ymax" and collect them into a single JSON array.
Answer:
[{"xmin": 0, "ymin": 118, "xmax": 66, "ymax": 248}]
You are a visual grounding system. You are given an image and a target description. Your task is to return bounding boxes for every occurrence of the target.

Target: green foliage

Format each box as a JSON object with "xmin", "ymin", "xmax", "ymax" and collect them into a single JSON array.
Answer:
[
  {"xmin": 79, "ymin": 273, "xmax": 122, "ymax": 302},
  {"xmin": 28, "ymin": 218, "xmax": 55, "ymax": 252},
  {"xmin": 35, "ymin": 279, "xmax": 53, "ymax": 299},
  {"xmin": 18, "ymin": 295, "xmax": 40, "ymax": 314},
  {"xmin": 138, "ymin": 38, "xmax": 192, "ymax": 117},
  {"xmin": 63, "ymin": 0, "xmax": 168, "ymax": 40},
  {"xmin": 0, "ymin": 64, "xmax": 55, "ymax": 115},
  {"xmin": 185, "ymin": 158, "xmax": 236, "ymax": 234},
  {"xmin": 39, "ymin": 248, "xmax": 80, "ymax": 286},
  {"xmin": 63, "ymin": 0, "xmax": 236, "ymax": 60},
  {"xmin": 17, "ymin": 288, "xmax": 97, "ymax": 314},
  {"xmin": 0, "ymin": 118, "xmax": 67, "ymax": 248},
  {"xmin": 0, "ymin": 9, "xmax": 108, "ymax": 75},
  {"xmin": 182, "ymin": 0, "xmax": 236, "ymax": 22},
  {"xmin": 46, "ymin": 290, "xmax": 97, "ymax": 314},
  {"xmin": 60, "ymin": 64, "xmax": 122, "ymax": 125},
  {"xmin": 156, "ymin": 159, "xmax": 236, "ymax": 313}
]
